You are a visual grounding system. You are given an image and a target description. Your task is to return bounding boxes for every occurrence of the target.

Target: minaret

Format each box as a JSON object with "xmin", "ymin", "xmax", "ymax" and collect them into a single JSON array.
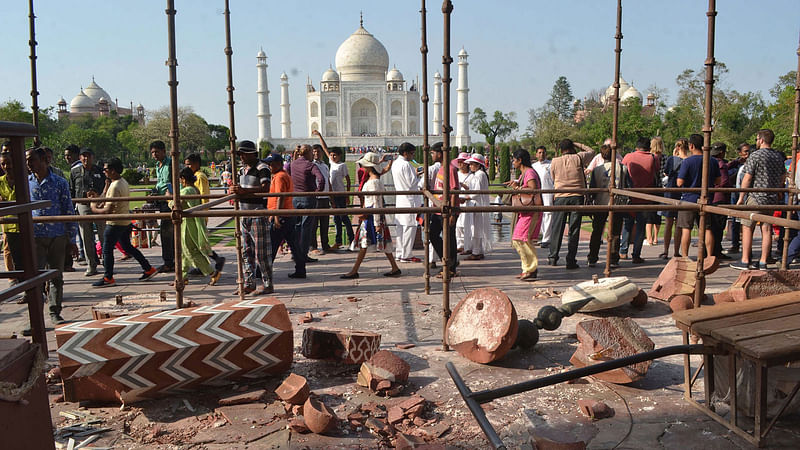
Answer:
[
  {"xmin": 432, "ymin": 71, "xmax": 442, "ymax": 136},
  {"xmin": 455, "ymin": 48, "xmax": 471, "ymax": 147},
  {"xmin": 280, "ymin": 72, "xmax": 291, "ymax": 139},
  {"xmin": 256, "ymin": 48, "xmax": 272, "ymax": 144}
]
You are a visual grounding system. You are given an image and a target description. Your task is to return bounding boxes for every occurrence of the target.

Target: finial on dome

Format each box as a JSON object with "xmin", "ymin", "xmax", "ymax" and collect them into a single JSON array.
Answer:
[{"xmin": 360, "ymin": 11, "xmax": 363, "ymax": 27}]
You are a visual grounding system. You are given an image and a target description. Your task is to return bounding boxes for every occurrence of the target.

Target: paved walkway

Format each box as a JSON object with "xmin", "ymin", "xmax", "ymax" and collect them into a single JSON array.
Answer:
[{"xmin": 2, "ymin": 214, "xmax": 798, "ymax": 448}]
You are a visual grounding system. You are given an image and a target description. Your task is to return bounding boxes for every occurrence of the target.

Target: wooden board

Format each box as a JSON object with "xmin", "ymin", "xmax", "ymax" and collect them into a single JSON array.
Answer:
[
  {"xmin": 673, "ymin": 291, "xmax": 800, "ymax": 331},
  {"xmin": 708, "ymin": 313, "xmax": 800, "ymax": 345},
  {"xmin": 734, "ymin": 329, "xmax": 800, "ymax": 362},
  {"xmin": 689, "ymin": 303, "xmax": 800, "ymax": 336}
]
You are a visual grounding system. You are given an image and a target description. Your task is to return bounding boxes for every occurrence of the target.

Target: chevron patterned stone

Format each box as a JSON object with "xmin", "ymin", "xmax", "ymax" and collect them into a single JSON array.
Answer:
[{"xmin": 55, "ymin": 298, "xmax": 292, "ymax": 403}]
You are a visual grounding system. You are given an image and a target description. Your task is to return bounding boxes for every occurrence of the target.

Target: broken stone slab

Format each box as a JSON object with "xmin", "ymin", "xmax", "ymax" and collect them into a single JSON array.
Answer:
[
  {"xmin": 577, "ymin": 399, "xmax": 615, "ymax": 420},
  {"xmin": 387, "ymin": 406, "xmax": 405, "ymax": 424},
  {"xmin": 560, "ymin": 276, "xmax": 641, "ymax": 312},
  {"xmin": 713, "ymin": 270, "xmax": 800, "ymax": 304},
  {"xmin": 395, "ymin": 433, "xmax": 427, "ymax": 450},
  {"xmin": 275, "ymin": 373, "xmax": 309, "ymax": 405},
  {"xmin": 218, "ymin": 389, "xmax": 267, "ymax": 406},
  {"xmin": 398, "ymin": 395, "xmax": 426, "ymax": 412},
  {"xmin": 56, "ymin": 297, "xmax": 293, "ymax": 403},
  {"xmin": 304, "ymin": 396, "xmax": 338, "ymax": 434},
  {"xmin": 190, "ymin": 421, "xmax": 283, "ymax": 445},
  {"xmin": 648, "ymin": 256, "xmax": 718, "ymax": 302},
  {"xmin": 357, "ymin": 350, "xmax": 410, "ymax": 391},
  {"xmin": 569, "ymin": 317, "xmax": 655, "ymax": 384},
  {"xmin": 217, "ymin": 403, "xmax": 270, "ymax": 426},
  {"xmin": 531, "ymin": 435, "xmax": 587, "ymax": 450},
  {"xmin": 446, "ymin": 287, "xmax": 518, "ymax": 364},
  {"xmin": 301, "ymin": 327, "xmax": 381, "ymax": 364}
]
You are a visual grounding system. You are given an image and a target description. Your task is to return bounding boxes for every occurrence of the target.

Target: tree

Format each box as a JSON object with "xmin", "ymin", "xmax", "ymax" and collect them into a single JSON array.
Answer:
[
  {"xmin": 499, "ymin": 144, "xmax": 511, "ymax": 183},
  {"xmin": 206, "ymin": 124, "xmax": 230, "ymax": 161},
  {"xmin": 469, "ymin": 107, "xmax": 518, "ymax": 146},
  {"xmin": 762, "ymin": 71, "xmax": 799, "ymax": 151},
  {"xmin": 131, "ymin": 106, "xmax": 210, "ymax": 157},
  {"xmin": 544, "ymin": 76, "xmax": 574, "ymax": 121},
  {"xmin": 528, "ymin": 108, "xmax": 576, "ymax": 152}
]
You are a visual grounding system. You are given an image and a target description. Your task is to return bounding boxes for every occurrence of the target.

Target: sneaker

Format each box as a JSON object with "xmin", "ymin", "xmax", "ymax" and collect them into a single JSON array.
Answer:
[
  {"xmin": 140, "ymin": 267, "xmax": 159, "ymax": 281},
  {"xmin": 288, "ymin": 272, "xmax": 307, "ymax": 279},
  {"xmin": 21, "ymin": 328, "xmax": 32, "ymax": 337},
  {"xmin": 632, "ymin": 257, "xmax": 646, "ymax": 264},
  {"xmin": 157, "ymin": 265, "xmax": 175, "ymax": 273},
  {"xmin": 306, "ymin": 257, "xmax": 319, "ymax": 263},
  {"xmin": 548, "ymin": 258, "xmax": 558, "ymax": 266},
  {"xmin": 84, "ymin": 268, "xmax": 99, "ymax": 277},
  {"xmin": 214, "ymin": 256, "xmax": 226, "ymax": 272},
  {"xmin": 755, "ymin": 262, "xmax": 768, "ymax": 270},
  {"xmin": 725, "ymin": 247, "xmax": 740, "ymax": 254},
  {"xmin": 92, "ymin": 277, "xmax": 116, "ymax": 287},
  {"xmin": 717, "ymin": 253, "xmax": 732, "ymax": 260},
  {"xmin": 566, "ymin": 263, "xmax": 580, "ymax": 270},
  {"xmin": 539, "ymin": 242, "xmax": 550, "ymax": 249},
  {"xmin": 729, "ymin": 261, "xmax": 750, "ymax": 270},
  {"xmin": 587, "ymin": 260, "xmax": 597, "ymax": 268},
  {"xmin": 50, "ymin": 314, "xmax": 65, "ymax": 325}
]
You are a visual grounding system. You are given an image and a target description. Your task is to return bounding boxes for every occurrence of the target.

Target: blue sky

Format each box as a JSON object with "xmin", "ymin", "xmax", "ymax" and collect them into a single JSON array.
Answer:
[{"xmin": 1, "ymin": 1, "xmax": 798, "ymax": 142}]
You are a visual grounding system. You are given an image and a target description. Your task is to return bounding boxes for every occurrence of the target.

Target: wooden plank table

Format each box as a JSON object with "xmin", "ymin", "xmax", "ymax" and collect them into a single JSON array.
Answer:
[{"xmin": 673, "ymin": 291, "xmax": 800, "ymax": 447}]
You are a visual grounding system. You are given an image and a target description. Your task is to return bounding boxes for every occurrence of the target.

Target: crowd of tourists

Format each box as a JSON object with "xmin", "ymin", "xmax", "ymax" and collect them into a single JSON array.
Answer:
[{"xmin": 0, "ymin": 127, "xmax": 792, "ymax": 334}]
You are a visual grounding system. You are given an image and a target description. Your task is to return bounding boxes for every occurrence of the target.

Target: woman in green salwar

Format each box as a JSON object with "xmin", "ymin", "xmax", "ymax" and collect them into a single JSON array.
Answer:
[{"xmin": 176, "ymin": 167, "xmax": 221, "ymax": 285}]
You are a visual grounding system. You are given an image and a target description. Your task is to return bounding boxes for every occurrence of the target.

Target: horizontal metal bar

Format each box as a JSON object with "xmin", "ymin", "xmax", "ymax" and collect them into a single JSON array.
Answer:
[
  {"xmin": 0, "ymin": 269, "xmax": 60, "ymax": 302},
  {"xmin": 466, "ymin": 344, "xmax": 708, "ymax": 404},
  {"xmin": 0, "ymin": 200, "xmax": 52, "ymax": 216}
]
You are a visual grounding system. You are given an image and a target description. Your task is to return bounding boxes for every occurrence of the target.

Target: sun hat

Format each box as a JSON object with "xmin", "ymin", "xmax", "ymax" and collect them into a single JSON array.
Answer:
[
  {"xmin": 237, "ymin": 140, "xmax": 258, "ymax": 153},
  {"xmin": 457, "ymin": 152, "xmax": 471, "ymax": 161},
  {"xmin": 356, "ymin": 152, "xmax": 382, "ymax": 168},
  {"xmin": 465, "ymin": 153, "xmax": 487, "ymax": 168}
]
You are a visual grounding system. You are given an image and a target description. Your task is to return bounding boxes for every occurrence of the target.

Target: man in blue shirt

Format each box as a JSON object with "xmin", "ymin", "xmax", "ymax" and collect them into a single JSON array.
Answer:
[
  {"xmin": 24, "ymin": 147, "xmax": 78, "ymax": 334},
  {"xmin": 676, "ymin": 134, "xmax": 720, "ymax": 259}
]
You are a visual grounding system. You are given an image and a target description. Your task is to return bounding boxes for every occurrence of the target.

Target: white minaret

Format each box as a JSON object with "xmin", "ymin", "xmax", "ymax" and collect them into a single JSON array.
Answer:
[
  {"xmin": 432, "ymin": 71, "xmax": 442, "ymax": 136},
  {"xmin": 280, "ymin": 72, "xmax": 291, "ymax": 139},
  {"xmin": 256, "ymin": 49, "xmax": 272, "ymax": 145},
  {"xmin": 455, "ymin": 48, "xmax": 471, "ymax": 147}
]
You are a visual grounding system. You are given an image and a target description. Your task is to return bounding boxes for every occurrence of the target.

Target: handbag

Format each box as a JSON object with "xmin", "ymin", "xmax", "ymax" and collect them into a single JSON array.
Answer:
[{"xmin": 511, "ymin": 169, "xmax": 542, "ymax": 207}]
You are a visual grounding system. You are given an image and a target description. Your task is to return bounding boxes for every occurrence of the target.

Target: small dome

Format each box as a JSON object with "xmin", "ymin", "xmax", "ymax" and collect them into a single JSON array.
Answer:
[
  {"xmin": 136, "ymin": 103, "xmax": 144, "ymax": 110},
  {"xmin": 620, "ymin": 85, "xmax": 643, "ymax": 105},
  {"xmin": 257, "ymin": 49, "xmax": 266, "ymax": 58},
  {"xmin": 70, "ymin": 89, "xmax": 96, "ymax": 112},
  {"xmin": 601, "ymin": 75, "xmax": 631, "ymax": 104},
  {"xmin": 322, "ymin": 67, "xmax": 339, "ymax": 82},
  {"xmin": 434, "ymin": 71, "xmax": 441, "ymax": 79},
  {"xmin": 334, "ymin": 23, "xmax": 389, "ymax": 82},
  {"xmin": 386, "ymin": 66, "xmax": 403, "ymax": 82},
  {"xmin": 98, "ymin": 97, "xmax": 108, "ymax": 104},
  {"xmin": 57, "ymin": 97, "xmax": 66, "ymax": 105},
  {"xmin": 458, "ymin": 47, "xmax": 468, "ymax": 57},
  {"xmin": 280, "ymin": 72, "xmax": 288, "ymax": 80}
]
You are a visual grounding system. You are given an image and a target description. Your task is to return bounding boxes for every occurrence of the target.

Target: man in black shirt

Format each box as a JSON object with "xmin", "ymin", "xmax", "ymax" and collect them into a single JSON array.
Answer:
[{"xmin": 70, "ymin": 148, "xmax": 106, "ymax": 276}]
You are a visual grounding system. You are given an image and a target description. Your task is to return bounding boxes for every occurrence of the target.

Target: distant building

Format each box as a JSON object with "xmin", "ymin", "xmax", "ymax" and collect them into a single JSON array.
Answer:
[{"xmin": 57, "ymin": 78, "xmax": 145, "ymax": 124}]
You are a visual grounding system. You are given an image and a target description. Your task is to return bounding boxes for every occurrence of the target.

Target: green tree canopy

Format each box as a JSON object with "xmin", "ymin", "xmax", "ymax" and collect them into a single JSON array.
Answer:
[{"xmin": 469, "ymin": 107, "xmax": 518, "ymax": 146}]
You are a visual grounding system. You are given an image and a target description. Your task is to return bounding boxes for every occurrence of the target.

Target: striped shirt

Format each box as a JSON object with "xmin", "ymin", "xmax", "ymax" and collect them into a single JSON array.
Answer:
[{"xmin": 238, "ymin": 161, "xmax": 270, "ymax": 210}]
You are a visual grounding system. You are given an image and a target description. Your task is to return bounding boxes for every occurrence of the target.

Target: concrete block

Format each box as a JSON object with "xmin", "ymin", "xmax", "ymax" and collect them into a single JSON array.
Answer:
[
  {"xmin": 55, "ymin": 297, "xmax": 292, "ymax": 403},
  {"xmin": 301, "ymin": 327, "xmax": 381, "ymax": 364},
  {"xmin": 446, "ymin": 288, "xmax": 518, "ymax": 364}
]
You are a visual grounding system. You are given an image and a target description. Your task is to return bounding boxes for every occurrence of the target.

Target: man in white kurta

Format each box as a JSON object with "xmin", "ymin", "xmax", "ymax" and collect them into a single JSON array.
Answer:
[
  {"xmin": 532, "ymin": 146, "xmax": 554, "ymax": 247},
  {"xmin": 391, "ymin": 143, "xmax": 422, "ymax": 262}
]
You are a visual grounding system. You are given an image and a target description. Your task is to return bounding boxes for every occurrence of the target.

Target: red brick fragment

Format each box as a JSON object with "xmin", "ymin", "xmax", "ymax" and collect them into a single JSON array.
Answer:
[
  {"xmin": 275, "ymin": 373, "xmax": 309, "ymax": 405},
  {"xmin": 299, "ymin": 312, "xmax": 314, "ymax": 324},
  {"xmin": 398, "ymin": 395, "xmax": 426, "ymax": 411},
  {"xmin": 291, "ymin": 404, "xmax": 303, "ymax": 416},
  {"xmin": 303, "ymin": 397, "xmax": 338, "ymax": 434},
  {"xmin": 365, "ymin": 417, "xmax": 391, "ymax": 436},
  {"xmin": 446, "ymin": 288, "xmax": 518, "ymax": 364},
  {"xmin": 532, "ymin": 435, "xmax": 587, "ymax": 450},
  {"xmin": 405, "ymin": 403, "xmax": 425, "ymax": 418},
  {"xmin": 395, "ymin": 433, "xmax": 426, "ymax": 450},
  {"xmin": 376, "ymin": 380, "xmax": 392, "ymax": 391},
  {"xmin": 387, "ymin": 406, "xmax": 405, "ymax": 424},
  {"xmin": 577, "ymin": 399, "xmax": 615, "ymax": 420},
  {"xmin": 395, "ymin": 343, "xmax": 416, "ymax": 349},
  {"xmin": 218, "ymin": 389, "xmax": 267, "ymax": 406},
  {"xmin": 357, "ymin": 350, "xmax": 410, "ymax": 392},
  {"xmin": 289, "ymin": 417, "xmax": 310, "ymax": 433}
]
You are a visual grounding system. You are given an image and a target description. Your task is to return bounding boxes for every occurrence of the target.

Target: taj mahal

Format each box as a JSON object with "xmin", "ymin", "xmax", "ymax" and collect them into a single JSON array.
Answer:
[{"xmin": 257, "ymin": 16, "xmax": 471, "ymax": 149}]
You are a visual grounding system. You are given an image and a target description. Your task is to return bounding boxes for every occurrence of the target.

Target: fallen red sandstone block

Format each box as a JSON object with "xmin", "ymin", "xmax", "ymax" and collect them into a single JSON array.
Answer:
[
  {"xmin": 446, "ymin": 288, "xmax": 518, "ymax": 364},
  {"xmin": 365, "ymin": 417, "xmax": 391, "ymax": 436},
  {"xmin": 387, "ymin": 406, "xmax": 405, "ymax": 424},
  {"xmin": 712, "ymin": 269, "xmax": 800, "ymax": 304},
  {"xmin": 570, "ymin": 317, "xmax": 654, "ymax": 384},
  {"xmin": 405, "ymin": 403, "xmax": 425, "ymax": 418},
  {"xmin": 398, "ymin": 395, "xmax": 426, "ymax": 411},
  {"xmin": 376, "ymin": 379, "xmax": 392, "ymax": 391},
  {"xmin": 304, "ymin": 396, "xmax": 338, "ymax": 434},
  {"xmin": 275, "ymin": 373, "xmax": 309, "ymax": 405},
  {"xmin": 577, "ymin": 399, "xmax": 615, "ymax": 420},
  {"xmin": 648, "ymin": 256, "xmax": 718, "ymax": 302},
  {"xmin": 56, "ymin": 297, "xmax": 292, "ymax": 403},
  {"xmin": 299, "ymin": 312, "xmax": 314, "ymax": 324},
  {"xmin": 357, "ymin": 350, "xmax": 411, "ymax": 391},
  {"xmin": 218, "ymin": 389, "xmax": 267, "ymax": 406},
  {"xmin": 302, "ymin": 327, "xmax": 381, "ymax": 364}
]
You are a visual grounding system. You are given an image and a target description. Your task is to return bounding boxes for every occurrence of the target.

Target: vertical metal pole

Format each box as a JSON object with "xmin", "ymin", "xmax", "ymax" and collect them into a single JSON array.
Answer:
[
  {"xmin": 441, "ymin": 0, "xmax": 454, "ymax": 351},
  {"xmin": 421, "ymin": 0, "xmax": 431, "ymax": 295},
  {"xmin": 165, "ymin": 0, "xmax": 184, "ymax": 308},
  {"xmin": 781, "ymin": 33, "xmax": 800, "ymax": 269},
  {"xmin": 11, "ymin": 138, "xmax": 46, "ymax": 351},
  {"xmin": 604, "ymin": 0, "xmax": 622, "ymax": 278},
  {"xmin": 28, "ymin": 0, "xmax": 41, "ymax": 145},
  {"xmin": 694, "ymin": 0, "xmax": 716, "ymax": 309},
  {"xmin": 223, "ymin": 0, "xmax": 246, "ymax": 300}
]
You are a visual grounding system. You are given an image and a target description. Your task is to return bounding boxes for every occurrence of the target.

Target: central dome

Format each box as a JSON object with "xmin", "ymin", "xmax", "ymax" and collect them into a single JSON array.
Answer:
[{"xmin": 334, "ymin": 25, "xmax": 389, "ymax": 82}]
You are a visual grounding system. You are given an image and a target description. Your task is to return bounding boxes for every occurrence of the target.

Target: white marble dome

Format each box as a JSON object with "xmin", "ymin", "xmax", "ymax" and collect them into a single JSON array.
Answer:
[
  {"xmin": 334, "ymin": 24, "xmax": 389, "ymax": 82},
  {"xmin": 601, "ymin": 75, "xmax": 634, "ymax": 104},
  {"xmin": 620, "ymin": 85, "xmax": 643, "ymax": 105},
  {"xmin": 83, "ymin": 79, "xmax": 115, "ymax": 110},
  {"xmin": 322, "ymin": 67, "xmax": 340, "ymax": 82},
  {"xmin": 70, "ymin": 89, "xmax": 95, "ymax": 112},
  {"xmin": 386, "ymin": 66, "xmax": 403, "ymax": 82}
]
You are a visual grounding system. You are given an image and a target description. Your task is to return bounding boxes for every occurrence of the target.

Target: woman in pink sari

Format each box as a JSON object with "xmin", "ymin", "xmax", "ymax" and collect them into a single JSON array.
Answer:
[{"xmin": 506, "ymin": 149, "xmax": 542, "ymax": 280}]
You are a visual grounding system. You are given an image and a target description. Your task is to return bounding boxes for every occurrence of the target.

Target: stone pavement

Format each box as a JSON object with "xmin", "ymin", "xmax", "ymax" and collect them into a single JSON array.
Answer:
[{"xmin": 2, "ymin": 216, "xmax": 799, "ymax": 448}]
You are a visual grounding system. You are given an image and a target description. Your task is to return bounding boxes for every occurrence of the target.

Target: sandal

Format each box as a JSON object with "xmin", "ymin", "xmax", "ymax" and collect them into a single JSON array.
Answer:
[
  {"xmin": 519, "ymin": 270, "xmax": 538, "ymax": 281},
  {"xmin": 208, "ymin": 271, "xmax": 221, "ymax": 286},
  {"xmin": 467, "ymin": 254, "xmax": 484, "ymax": 260},
  {"xmin": 340, "ymin": 272, "xmax": 359, "ymax": 279},
  {"xmin": 383, "ymin": 269, "xmax": 402, "ymax": 277},
  {"xmin": 658, "ymin": 252, "xmax": 668, "ymax": 260}
]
